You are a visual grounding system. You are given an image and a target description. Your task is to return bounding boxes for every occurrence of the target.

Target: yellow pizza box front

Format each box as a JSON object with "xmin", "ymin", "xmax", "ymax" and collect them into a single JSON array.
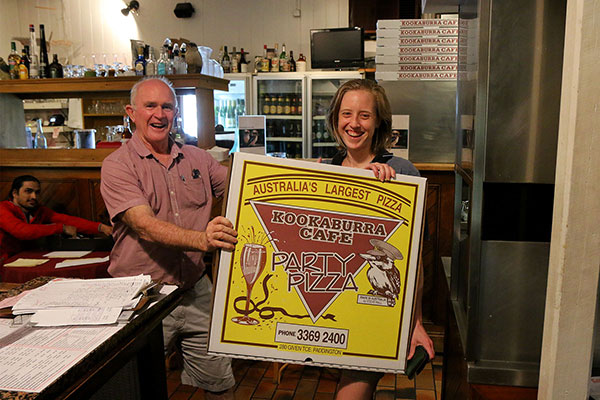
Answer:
[{"xmin": 208, "ymin": 153, "xmax": 427, "ymax": 373}]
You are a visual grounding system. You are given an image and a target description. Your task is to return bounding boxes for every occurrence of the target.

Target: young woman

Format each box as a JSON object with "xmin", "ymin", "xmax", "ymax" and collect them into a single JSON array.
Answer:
[{"xmin": 326, "ymin": 79, "xmax": 435, "ymax": 399}]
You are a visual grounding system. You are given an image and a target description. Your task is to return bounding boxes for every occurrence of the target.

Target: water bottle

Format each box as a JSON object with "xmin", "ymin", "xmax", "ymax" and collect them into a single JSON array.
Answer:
[{"xmin": 34, "ymin": 119, "xmax": 47, "ymax": 149}]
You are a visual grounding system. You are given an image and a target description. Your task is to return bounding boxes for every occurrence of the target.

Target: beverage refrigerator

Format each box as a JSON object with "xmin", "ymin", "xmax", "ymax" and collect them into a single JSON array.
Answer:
[
  {"xmin": 306, "ymin": 71, "xmax": 362, "ymax": 159},
  {"xmin": 253, "ymin": 72, "xmax": 305, "ymax": 158},
  {"xmin": 253, "ymin": 71, "xmax": 362, "ymax": 159}
]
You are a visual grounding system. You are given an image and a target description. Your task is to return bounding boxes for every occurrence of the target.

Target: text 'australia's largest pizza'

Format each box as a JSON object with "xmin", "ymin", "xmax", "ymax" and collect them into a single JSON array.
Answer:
[{"xmin": 208, "ymin": 153, "xmax": 427, "ymax": 373}]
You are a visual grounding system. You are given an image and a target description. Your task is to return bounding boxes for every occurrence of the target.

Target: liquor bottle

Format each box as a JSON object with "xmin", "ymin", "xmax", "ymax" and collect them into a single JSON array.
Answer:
[
  {"xmin": 134, "ymin": 48, "xmax": 146, "ymax": 76},
  {"xmin": 289, "ymin": 51, "xmax": 296, "ymax": 72},
  {"xmin": 39, "ymin": 24, "xmax": 50, "ymax": 78},
  {"xmin": 239, "ymin": 48, "xmax": 248, "ymax": 73},
  {"xmin": 279, "ymin": 44, "xmax": 288, "ymax": 72},
  {"xmin": 276, "ymin": 94, "xmax": 284, "ymax": 115},
  {"xmin": 157, "ymin": 46, "xmax": 167, "ymax": 75},
  {"xmin": 167, "ymin": 44, "xmax": 175, "ymax": 74},
  {"xmin": 219, "ymin": 99, "xmax": 227, "ymax": 126},
  {"xmin": 28, "ymin": 25, "xmax": 39, "ymax": 78},
  {"xmin": 237, "ymin": 99, "xmax": 245, "ymax": 116},
  {"xmin": 8, "ymin": 42, "xmax": 20, "ymax": 79},
  {"xmin": 270, "ymin": 43, "xmax": 279, "ymax": 72},
  {"xmin": 217, "ymin": 46, "xmax": 224, "ymax": 64},
  {"xmin": 296, "ymin": 53, "xmax": 306, "ymax": 72},
  {"xmin": 284, "ymin": 95, "xmax": 291, "ymax": 114},
  {"xmin": 146, "ymin": 48, "xmax": 156, "ymax": 75},
  {"xmin": 222, "ymin": 46, "xmax": 231, "ymax": 73},
  {"xmin": 261, "ymin": 45, "xmax": 269, "ymax": 72},
  {"xmin": 19, "ymin": 47, "xmax": 30, "ymax": 79},
  {"xmin": 269, "ymin": 95, "xmax": 277, "ymax": 115},
  {"xmin": 290, "ymin": 96, "xmax": 297, "ymax": 115},
  {"xmin": 179, "ymin": 43, "xmax": 187, "ymax": 73},
  {"xmin": 34, "ymin": 119, "xmax": 47, "ymax": 149},
  {"xmin": 288, "ymin": 121, "xmax": 295, "ymax": 138},
  {"xmin": 231, "ymin": 46, "xmax": 238, "ymax": 73},
  {"xmin": 49, "ymin": 54, "xmax": 63, "ymax": 78},
  {"xmin": 172, "ymin": 43, "xmax": 181, "ymax": 74}
]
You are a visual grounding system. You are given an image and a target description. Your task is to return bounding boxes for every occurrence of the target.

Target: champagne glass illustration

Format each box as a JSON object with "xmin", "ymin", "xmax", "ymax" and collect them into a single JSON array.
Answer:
[{"xmin": 232, "ymin": 243, "xmax": 267, "ymax": 325}]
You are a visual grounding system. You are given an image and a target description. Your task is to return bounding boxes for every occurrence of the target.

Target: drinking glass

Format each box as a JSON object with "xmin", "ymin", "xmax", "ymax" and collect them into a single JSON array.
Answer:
[{"xmin": 232, "ymin": 243, "xmax": 267, "ymax": 325}]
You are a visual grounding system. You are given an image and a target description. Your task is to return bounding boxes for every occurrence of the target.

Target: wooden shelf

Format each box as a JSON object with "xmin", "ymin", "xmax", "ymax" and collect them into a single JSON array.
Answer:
[{"xmin": 0, "ymin": 74, "xmax": 229, "ymax": 99}]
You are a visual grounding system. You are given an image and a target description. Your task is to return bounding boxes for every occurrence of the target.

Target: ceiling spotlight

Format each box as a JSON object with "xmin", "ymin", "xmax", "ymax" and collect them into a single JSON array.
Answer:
[{"xmin": 121, "ymin": 0, "xmax": 139, "ymax": 16}]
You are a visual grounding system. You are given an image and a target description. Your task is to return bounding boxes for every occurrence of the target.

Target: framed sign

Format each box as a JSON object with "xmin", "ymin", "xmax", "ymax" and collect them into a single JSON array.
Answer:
[
  {"xmin": 209, "ymin": 153, "xmax": 427, "ymax": 373},
  {"xmin": 237, "ymin": 115, "xmax": 266, "ymax": 155}
]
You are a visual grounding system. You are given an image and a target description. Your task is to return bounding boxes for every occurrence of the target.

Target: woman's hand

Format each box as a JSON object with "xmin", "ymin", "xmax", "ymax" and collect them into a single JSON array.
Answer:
[
  {"xmin": 367, "ymin": 162, "xmax": 396, "ymax": 182},
  {"xmin": 408, "ymin": 319, "xmax": 435, "ymax": 360}
]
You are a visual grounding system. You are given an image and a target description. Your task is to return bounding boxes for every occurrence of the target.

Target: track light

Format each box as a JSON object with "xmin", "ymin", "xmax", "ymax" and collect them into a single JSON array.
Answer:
[{"xmin": 121, "ymin": 0, "xmax": 139, "ymax": 16}]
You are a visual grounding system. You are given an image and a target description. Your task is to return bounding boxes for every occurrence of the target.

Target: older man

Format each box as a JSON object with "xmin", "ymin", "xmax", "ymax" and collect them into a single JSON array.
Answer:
[
  {"xmin": 100, "ymin": 77, "xmax": 236, "ymax": 399},
  {"xmin": 0, "ymin": 175, "xmax": 112, "ymax": 264}
]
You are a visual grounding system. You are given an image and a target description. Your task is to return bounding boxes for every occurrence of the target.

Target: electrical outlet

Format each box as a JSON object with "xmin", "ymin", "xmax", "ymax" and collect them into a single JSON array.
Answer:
[{"xmin": 293, "ymin": 9, "xmax": 301, "ymax": 17}]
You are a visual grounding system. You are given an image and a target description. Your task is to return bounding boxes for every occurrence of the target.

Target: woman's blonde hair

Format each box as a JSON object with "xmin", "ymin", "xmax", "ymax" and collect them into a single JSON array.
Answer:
[{"xmin": 326, "ymin": 79, "xmax": 392, "ymax": 156}]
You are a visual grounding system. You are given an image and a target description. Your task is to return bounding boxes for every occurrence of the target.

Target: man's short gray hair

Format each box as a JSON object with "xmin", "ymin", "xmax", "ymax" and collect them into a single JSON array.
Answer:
[{"xmin": 130, "ymin": 76, "xmax": 178, "ymax": 108}]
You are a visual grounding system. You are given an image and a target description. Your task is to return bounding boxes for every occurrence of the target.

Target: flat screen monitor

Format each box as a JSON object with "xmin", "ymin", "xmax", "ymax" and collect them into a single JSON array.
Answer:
[{"xmin": 310, "ymin": 27, "xmax": 364, "ymax": 69}]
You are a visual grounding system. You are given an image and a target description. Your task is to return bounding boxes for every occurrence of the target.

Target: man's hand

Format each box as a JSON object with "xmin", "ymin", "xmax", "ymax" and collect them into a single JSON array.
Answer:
[
  {"xmin": 366, "ymin": 162, "xmax": 396, "ymax": 182},
  {"xmin": 203, "ymin": 216, "xmax": 238, "ymax": 252},
  {"xmin": 408, "ymin": 319, "xmax": 435, "ymax": 361},
  {"xmin": 99, "ymin": 223, "xmax": 113, "ymax": 236},
  {"xmin": 63, "ymin": 225, "xmax": 77, "ymax": 238}
]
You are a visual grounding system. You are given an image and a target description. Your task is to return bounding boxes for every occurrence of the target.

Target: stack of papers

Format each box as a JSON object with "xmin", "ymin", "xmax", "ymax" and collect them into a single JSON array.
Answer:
[{"xmin": 12, "ymin": 275, "xmax": 152, "ymax": 327}]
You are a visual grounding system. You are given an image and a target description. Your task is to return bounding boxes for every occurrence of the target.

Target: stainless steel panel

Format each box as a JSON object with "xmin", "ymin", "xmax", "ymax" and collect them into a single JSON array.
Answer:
[
  {"xmin": 380, "ymin": 81, "xmax": 456, "ymax": 163},
  {"xmin": 484, "ymin": 0, "xmax": 566, "ymax": 183},
  {"xmin": 478, "ymin": 241, "xmax": 549, "ymax": 364}
]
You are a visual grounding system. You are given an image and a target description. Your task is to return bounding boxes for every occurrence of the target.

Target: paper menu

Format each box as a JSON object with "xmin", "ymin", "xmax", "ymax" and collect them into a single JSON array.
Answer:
[
  {"xmin": 0, "ymin": 324, "xmax": 121, "ymax": 393},
  {"xmin": 43, "ymin": 251, "xmax": 92, "ymax": 258},
  {"xmin": 3, "ymin": 258, "xmax": 48, "ymax": 267},
  {"xmin": 12, "ymin": 275, "xmax": 152, "ymax": 314}
]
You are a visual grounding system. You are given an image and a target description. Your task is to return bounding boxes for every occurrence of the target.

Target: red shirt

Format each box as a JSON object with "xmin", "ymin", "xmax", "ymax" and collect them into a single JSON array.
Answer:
[
  {"xmin": 0, "ymin": 200, "xmax": 101, "ymax": 264},
  {"xmin": 100, "ymin": 133, "xmax": 227, "ymax": 289}
]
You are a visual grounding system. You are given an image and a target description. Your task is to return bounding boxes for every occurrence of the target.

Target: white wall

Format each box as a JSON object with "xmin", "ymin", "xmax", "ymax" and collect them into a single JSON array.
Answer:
[{"xmin": 2, "ymin": 0, "xmax": 349, "ymax": 69}]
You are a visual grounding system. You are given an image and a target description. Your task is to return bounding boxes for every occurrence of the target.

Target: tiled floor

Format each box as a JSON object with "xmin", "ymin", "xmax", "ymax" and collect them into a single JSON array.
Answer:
[{"xmin": 167, "ymin": 356, "xmax": 443, "ymax": 400}]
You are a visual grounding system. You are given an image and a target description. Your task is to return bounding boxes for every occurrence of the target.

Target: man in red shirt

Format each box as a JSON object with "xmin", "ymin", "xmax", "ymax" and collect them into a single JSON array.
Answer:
[{"xmin": 0, "ymin": 175, "xmax": 112, "ymax": 264}]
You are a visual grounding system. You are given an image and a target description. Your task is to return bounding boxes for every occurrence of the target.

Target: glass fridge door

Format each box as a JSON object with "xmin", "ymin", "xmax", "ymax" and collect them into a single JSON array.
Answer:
[
  {"xmin": 180, "ymin": 73, "xmax": 251, "ymax": 148},
  {"xmin": 254, "ymin": 74, "xmax": 304, "ymax": 159},
  {"xmin": 307, "ymin": 72, "xmax": 362, "ymax": 159}
]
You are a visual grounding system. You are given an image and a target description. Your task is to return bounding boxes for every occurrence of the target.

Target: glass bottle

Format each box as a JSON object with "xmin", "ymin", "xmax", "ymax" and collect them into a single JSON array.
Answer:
[
  {"xmin": 276, "ymin": 94, "xmax": 284, "ymax": 115},
  {"xmin": 49, "ymin": 54, "xmax": 63, "ymax": 78},
  {"xmin": 39, "ymin": 24, "xmax": 49, "ymax": 78},
  {"xmin": 134, "ymin": 48, "xmax": 145, "ymax": 76},
  {"xmin": 269, "ymin": 95, "xmax": 277, "ymax": 115},
  {"xmin": 289, "ymin": 51, "xmax": 296, "ymax": 72},
  {"xmin": 34, "ymin": 119, "xmax": 47, "ymax": 149},
  {"xmin": 270, "ymin": 43, "xmax": 279, "ymax": 72},
  {"xmin": 172, "ymin": 43, "xmax": 181, "ymax": 74},
  {"xmin": 279, "ymin": 43, "xmax": 288, "ymax": 72},
  {"xmin": 231, "ymin": 46, "xmax": 238, "ymax": 73},
  {"xmin": 239, "ymin": 48, "xmax": 248, "ymax": 73},
  {"xmin": 18, "ymin": 48, "xmax": 29, "ymax": 79},
  {"xmin": 28, "ymin": 25, "xmax": 40, "ymax": 78},
  {"xmin": 179, "ymin": 43, "xmax": 187, "ymax": 74},
  {"xmin": 146, "ymin": 48, "xmax": 156, "ymax": 75},
  {"xmin": 157, "ymin": 46, "xmax": 167, "ymax": 75},
  {"xmin": 8, "ymin": 42, "xmax": 20, "ymax": 79},
  {"xmin": 222, "ymin": 46, "xmax": 231, "ymax": 73},
  {"xmin": 261, "ymin": 45, "xmax": 269, "ymax": 72}
]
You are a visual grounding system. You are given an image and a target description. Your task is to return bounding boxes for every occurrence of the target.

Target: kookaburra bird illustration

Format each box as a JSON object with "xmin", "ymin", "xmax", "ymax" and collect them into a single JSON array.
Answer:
[{"xmin": 360, "ymin": 239, "xmax": 403, "ymax": 306}]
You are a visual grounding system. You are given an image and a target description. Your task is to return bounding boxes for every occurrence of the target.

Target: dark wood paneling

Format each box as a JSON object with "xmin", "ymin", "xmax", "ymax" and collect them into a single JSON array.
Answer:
[
  {"xmin": 349, "ymin": 0, "xmax": 421, "ymax": 31},
  {"xmin": 421, "ymin": 170, "xmax": 455, "ymax": 326}
]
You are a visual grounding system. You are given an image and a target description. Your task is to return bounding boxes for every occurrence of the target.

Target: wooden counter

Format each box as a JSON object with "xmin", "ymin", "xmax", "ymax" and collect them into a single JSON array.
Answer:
[{"xmin": 0, "ymin": 74, "xmax": 228, "ymax": 149}]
